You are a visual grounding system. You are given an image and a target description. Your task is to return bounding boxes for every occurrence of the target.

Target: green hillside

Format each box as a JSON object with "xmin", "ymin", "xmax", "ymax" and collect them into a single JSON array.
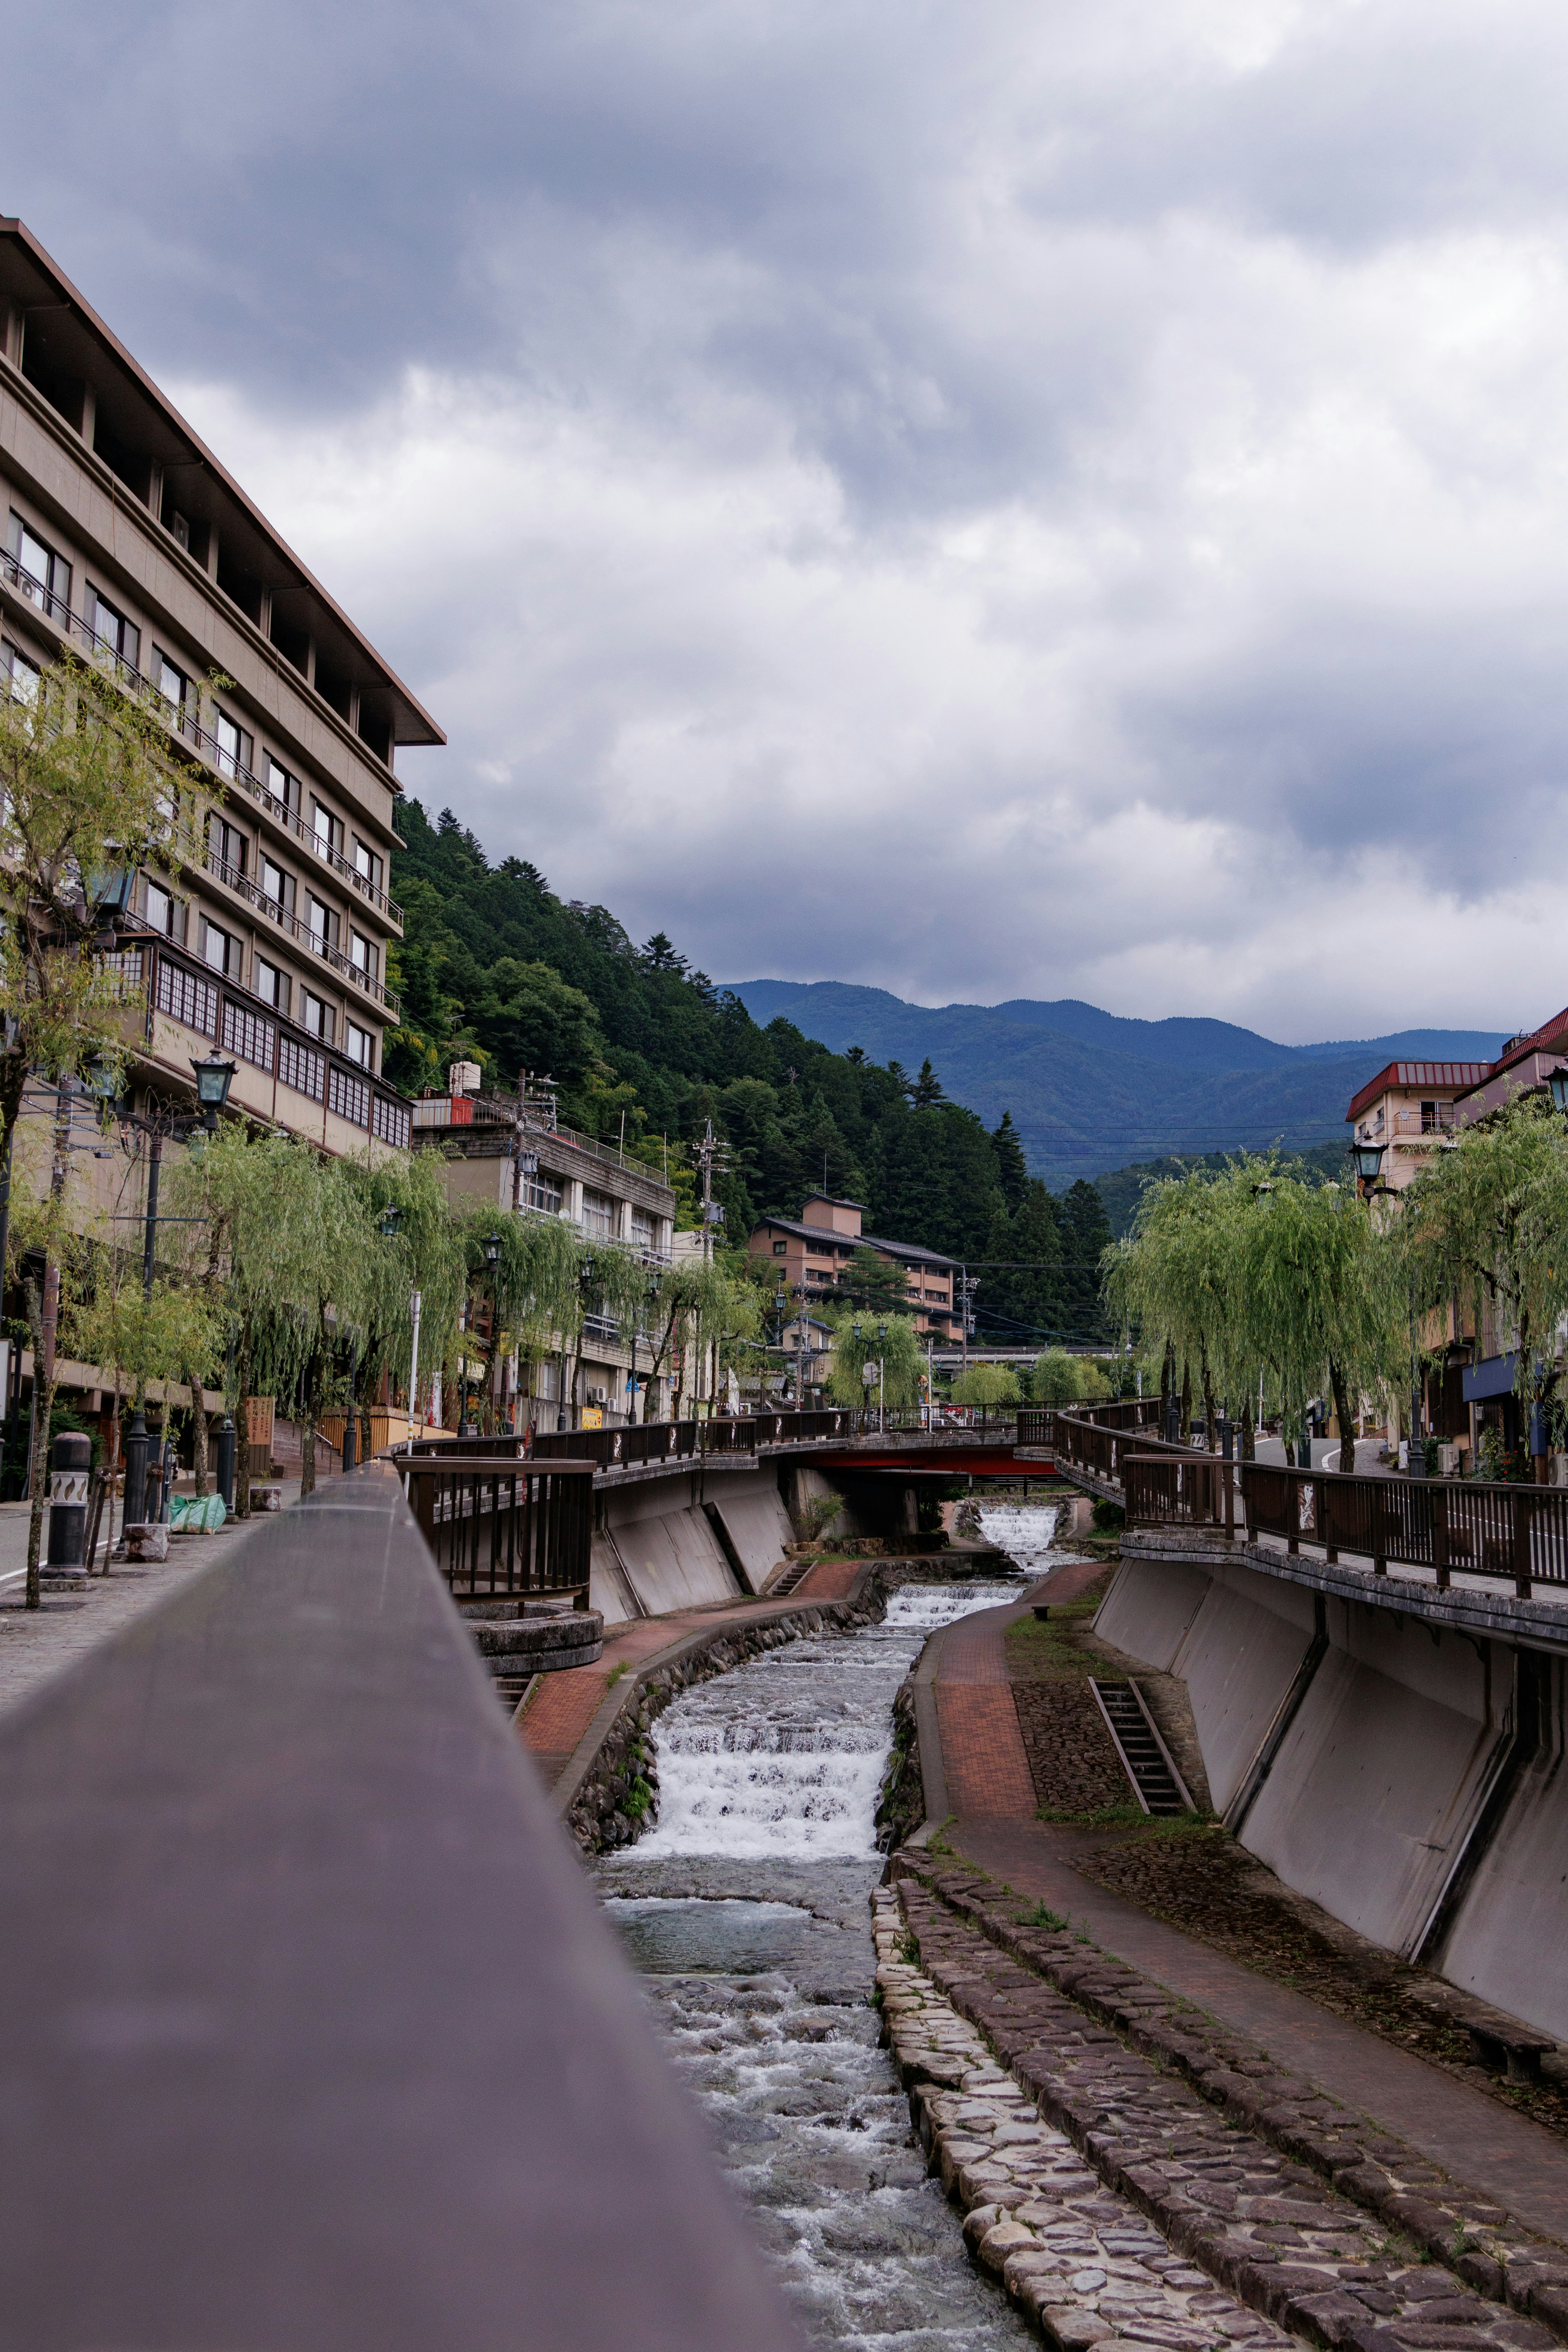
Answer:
[{"xmin": 386, "ymin": 803, "xmax": 1111, "ymax": 1341}]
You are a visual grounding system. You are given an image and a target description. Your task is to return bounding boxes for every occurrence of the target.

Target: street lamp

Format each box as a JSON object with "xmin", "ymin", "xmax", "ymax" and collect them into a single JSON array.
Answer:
[
  {"xmin": 1550, "ymin": 1068, "xmax": 1568, "ymax": 1116},
  {"xmin": 191, "ymin": 1051, "xmax": 236, "ymax": 1127},
  {"xmin": 380, "ymin": 1203, "xmax": 403, "ymax": 1240},
  {"xmin": 1349, "ymin": 1140, "xmax": 1387, "ymax": 1194},
  {"xmin": 878, "ymin": 1320, "xmax": 889, "ymax": 1432}
]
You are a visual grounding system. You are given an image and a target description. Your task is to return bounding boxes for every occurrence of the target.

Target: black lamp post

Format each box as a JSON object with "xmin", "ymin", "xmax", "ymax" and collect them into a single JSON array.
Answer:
[
  {"xmin": 1550, "ymin": 1069, "xmax": 1568, "ymax": 1116},
  {"xmin": 1349, "ymin": 1139, "xmax": 1387, "ymax": 1195},
  {"xmin": 563, "ymin": 1253, "xmax": 595, "ymax": 1431}
]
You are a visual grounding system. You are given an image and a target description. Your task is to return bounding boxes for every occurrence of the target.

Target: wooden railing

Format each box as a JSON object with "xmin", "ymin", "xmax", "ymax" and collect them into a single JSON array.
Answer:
[
  {"xmin": 398, "ymin": 1455, "xmax": 595, "ymax": 1597},
  {"xmin": 1124, "ymin": 1454, "xmax": 1568, "ymax": 1597},
  {"xmin": 1038, "ymin": 1402, "xmax": 1172, "ymax": 1484},
  {"xmin": 396, "ymin": 1404, "xmax": 1022, "ymax": 1475}
]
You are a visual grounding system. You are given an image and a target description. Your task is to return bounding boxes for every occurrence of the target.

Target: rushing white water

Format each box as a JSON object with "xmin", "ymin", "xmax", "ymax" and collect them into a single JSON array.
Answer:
[
  {"xmin": 599, "ymin": 1571, "xmax": 1039, "ymax": 2348},
  {"xmin": 628, "ymin": 1577, "xmax": 1024, "ymax": 1863},
  {"xmin": 973, "ymin": 1499, "xmax": 1063, "ymax": 1579}
]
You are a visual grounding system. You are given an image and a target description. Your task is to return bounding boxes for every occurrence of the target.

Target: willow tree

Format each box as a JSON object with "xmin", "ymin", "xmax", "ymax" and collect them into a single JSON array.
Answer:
[
  {"xmin": 1104, "ymin": 1162, "xmax": 1262, "ymax": 1448},
  {"xmin": 0, "ymin": 647, "xmax": 188, "ymax": 1152},
  {"xmin": 640, "ymin": 1256, "xmax": 762, "ymax": 1416},
  {"xmin": 1399, "ymin": 1094, "xmax": 1568, "ymax": 1462},
  {"xmin": 951, "ymin": 1362, "xmax": 1020, "ymax": 1407},
  {"xmin": 168, "ymin": 1127, "xmax": 346, "ymax": 1510},
  {"xmin": 344, "ymin": 1146, "xmax": 468, "ymax": 1429},
  {"xmin": 1235, "ymin": 1172, "xmax": 1405, "ymax": 1466},
  {"xmin": 823, "ymin": 1307, "xmax": 922, "ymax": 1410}
]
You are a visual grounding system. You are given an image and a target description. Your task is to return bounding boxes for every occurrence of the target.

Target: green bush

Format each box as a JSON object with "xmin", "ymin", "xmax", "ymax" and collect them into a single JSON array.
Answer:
[
  {"xmin": 1030, "ymin": 1348, "xmax": 1083, "ymax": 1404},
  {"xmin": 951, "ymin": 1364, "xmax": 1020, "ymax": 1406},
  {"xmin": 1091, "ymin": 1498, "xmax": 1125, "ymax": 1533}
]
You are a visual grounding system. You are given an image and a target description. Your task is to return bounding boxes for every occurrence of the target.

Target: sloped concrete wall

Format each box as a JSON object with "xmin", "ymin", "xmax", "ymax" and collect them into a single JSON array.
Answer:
[
  {"xmin": 590, "ymin": 1474, "xmax": 744, "ymax": 1624},
  {"xmin": 1243, "ymin": 1606, "xmax": 1506, "ymax": 1958},
  {"xmin": 707, "ymin": 1471, "xmax": 796, "ymax": 1595},
  {"xmin": 1439, "ymin": 1659, "xmax": 1568, "ymax": 2041}
]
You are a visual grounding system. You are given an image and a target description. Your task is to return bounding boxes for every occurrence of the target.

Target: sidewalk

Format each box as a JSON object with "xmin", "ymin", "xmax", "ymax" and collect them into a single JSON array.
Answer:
[
  {"xmin": 921, "ymin": 1553, "xmax": 1568, "ymax": 2247},
  {"xmin": 0, "ymin": 1489, "xmax": 294, "ymax": 1722}
]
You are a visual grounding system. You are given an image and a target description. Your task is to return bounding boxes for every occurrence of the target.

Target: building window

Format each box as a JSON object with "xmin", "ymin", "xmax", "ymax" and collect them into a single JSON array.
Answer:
[
  {"xmin": 207, "ymin": 815, "xmax": 248, "ymax": 879},
  {"xmin": 581, "ymin": 1189, "xmax": 613, "ymax": 1240},
  {"xmin": 266, "ymin": 756, "xmax": 299, "ymax": 815},
  {"xmin": 372, "ymin": 1094, "xmax": 411, "ymax": 1149},
  {"xmin": 344, "ymin": 1020, "xmax": 373, "ymax": 1070},
  {"xmin": 525, "ymin": 1169, "xmax": 564, "ymax": 1214},
  {"xmin": 86, "ymin": 586, "xmax": 140, "ymax": 672},
  {"xmin": 349, "ymin": 929, "xmax": 376, "ymax": 980},
  {"xmin": 259, "ymin": 854, "xmax": 294, "ymax": 914},
  {"xmin": 199, "ymin": 916, "xmax": 236, "ymax": 976},
  {"xmin": 142, "ymin": 878, "xmax": 178, "ymax": 935},
  {"xmin": 311, "ymin": 799, "xmax": 343, "ymax": 860},
  {"xmin": 307, "ymin": 894, "xmax": 340, "ymax": 953},
  {"xmin": 155, "ymin": 957, "xmax": 218, "ymax": 1038},
  {"xmin": 631, "ymin": 1206, "xmax": 655, "ymax": 1250},
  {"xmin": 352, "ymin": 836, "xmax": 383, "ymax": 891},
  {"xmin": 278, "ymin": 1035, "xmax": 325, "ymax": 1102},
  {"xmin": 222, "ymin": 998, "xmax": 276, "ymax": 1074},
  {"xmin": 2, "ymin": 639, "xmax": 39, "ymax": 702},
  {"xmin": 327, "ymin": 1065, "xmax": 370, "ymax": 1129},
  {"xmin": 254, "ymin": 956, "xmax": 290, "ymax": 1016},
  {"xmin": 212, "ymin": 708, "xmax": 254, "ymax": 782},
  {"xmin": 7, "ymin": 514, "xmax": 71, "ymax": 623},
  {"xmin": 154, "ymin": 651, "xmax": 188, "ymax": 719},
  {"xmin": 301, "ymin": 991, "xmax": 334, "ymax": 1045},
  {"xmin": 773, "ymin": 1239, "xmax": 788, "ymax": 1255}
]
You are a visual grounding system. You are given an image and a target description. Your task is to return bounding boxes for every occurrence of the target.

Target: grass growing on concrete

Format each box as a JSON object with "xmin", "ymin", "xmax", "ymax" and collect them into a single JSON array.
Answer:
[{"xmin": 1003, "ymin": 1584, "xmax": 1118, "ymax": 1681}]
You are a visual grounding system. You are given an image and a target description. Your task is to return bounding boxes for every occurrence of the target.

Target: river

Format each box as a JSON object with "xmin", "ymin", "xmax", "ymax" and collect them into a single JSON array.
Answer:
[{"xmin": 596, "ymin": 1501, "xmax": 1066, "ymax": 2348}]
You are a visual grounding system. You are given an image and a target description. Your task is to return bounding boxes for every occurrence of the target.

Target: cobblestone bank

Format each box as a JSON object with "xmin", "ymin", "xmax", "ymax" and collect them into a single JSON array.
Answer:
[
  {"xmin": 566, "ymin": 1591, "xmax": 885, "ymax": 1853},
  {"xmin": 1013, "ymin": 1681, "xmax": 1134, "ymax": 1815},
  {"xmin": 893, "ymin": 1858, "xmax": 1566, "ymax": 2352},
  {"xmin": 872, "ymin": 1884, "xmax": 1291, "ymax": 2351}
]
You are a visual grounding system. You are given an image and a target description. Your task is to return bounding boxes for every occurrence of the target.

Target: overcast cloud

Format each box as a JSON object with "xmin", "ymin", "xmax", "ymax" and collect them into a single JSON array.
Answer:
[{"xmin": 10, "ymin": 0, "xmax": 1568, "ymax": 1039}]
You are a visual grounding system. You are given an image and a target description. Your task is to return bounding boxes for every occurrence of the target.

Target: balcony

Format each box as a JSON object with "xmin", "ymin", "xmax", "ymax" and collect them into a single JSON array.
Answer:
[
  {"xmin": 195, "ymin": 839, "xmax": 401, "ymax": 1018},
  {"xmin": 0, "ymin": 548, "xmax": 403, "ymax": 927}
]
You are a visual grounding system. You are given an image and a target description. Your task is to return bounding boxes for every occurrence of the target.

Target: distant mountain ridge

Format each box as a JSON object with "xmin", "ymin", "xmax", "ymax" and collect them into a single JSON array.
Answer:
[{"xmin": 725, "ymin": 980, "xmax": 1503, "ymax": 1187}]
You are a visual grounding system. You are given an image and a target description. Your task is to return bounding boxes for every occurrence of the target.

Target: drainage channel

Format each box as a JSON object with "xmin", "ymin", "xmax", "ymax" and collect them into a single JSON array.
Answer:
[{"xmin": 597, "ymin": 1570, "xmax": 1039, "ymax": 2347}]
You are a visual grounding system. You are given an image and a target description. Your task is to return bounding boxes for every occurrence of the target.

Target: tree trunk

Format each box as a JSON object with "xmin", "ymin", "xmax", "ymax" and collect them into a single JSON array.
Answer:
[
  {"xmin": 189, "ymin": 1375, "xmax": 209, "ymax": 1499},
  {"xmin": 1179, "ymin": 1357, "xmax": 1192, "ymax": 1443},
  {"xmin": 1201, "ymin": 1350, "xmax": 1218, "ymax": 1452},
  {"xmin": 300, "ymin": 1407, "xmax": 318, "ymax": 1498},
  {"xmin": 1330, "ymin": 1359, "xmax": 1356, "ymax": 1475},
  {"xmin": 233, "ymin": 1345, "xmax": 252, "ymax": 1518},
  {"xmin": 23, "ymin": 1276, "xmax": 53, "ymax": 1610},
  {"xmin": 1240, "ymin": 1396, "xmax": 1256, "ymax": 1462}
]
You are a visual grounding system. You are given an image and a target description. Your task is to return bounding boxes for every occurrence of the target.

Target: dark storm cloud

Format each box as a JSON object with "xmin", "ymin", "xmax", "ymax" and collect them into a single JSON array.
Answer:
[{"xmin": 9, "ymin": 1, "xmax": 1568, "ymax": 1033}]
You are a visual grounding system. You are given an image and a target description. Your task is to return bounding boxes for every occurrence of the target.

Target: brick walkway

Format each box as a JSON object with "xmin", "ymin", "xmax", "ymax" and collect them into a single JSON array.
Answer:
[{"xmin": 925, "ymin": 1553, "xmax": 1568, "ymax": 2245}]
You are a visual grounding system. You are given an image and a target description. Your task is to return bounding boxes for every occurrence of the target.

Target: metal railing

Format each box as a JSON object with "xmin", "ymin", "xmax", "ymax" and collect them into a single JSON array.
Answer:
[
  {"xmin": 197, "ymin": 835, "xmax": 401, "ymax": 1014},
  {"xmin": 1, "ymin": 546, "xmax": 403, "ymax": 927},
  {"xmin": 1124, "ymin": 1453, "xmax": 1568, "ymax": 1597},
  {"xmin": 0, "ymin": 1461, "xmax": 802, "ymax": 2347},
  {"xmin": 398, "ymin": 1454, "xmax": 595, "ymax": 1597},
  {"xmin": 395, "ymin": 1404, "xmax": 1027, "ymax": 1476}
]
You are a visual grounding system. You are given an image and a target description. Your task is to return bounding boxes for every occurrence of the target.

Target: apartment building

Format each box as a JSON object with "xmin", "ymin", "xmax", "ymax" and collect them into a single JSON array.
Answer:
[
  {"xmin": 1344, "ymin": 1061, "xmax": 1492, "ymax": 1194},
  {"xmin": 0, "ymin": 218, "xmax": 434, "ymax": 1168},
  {"xmin": 748, "ymin": 1194, "xmax": 960, "ymax": 1338},
  {"xmin": 415, "ymin": 1075, "xmax": 678, "ymax": 1426}
]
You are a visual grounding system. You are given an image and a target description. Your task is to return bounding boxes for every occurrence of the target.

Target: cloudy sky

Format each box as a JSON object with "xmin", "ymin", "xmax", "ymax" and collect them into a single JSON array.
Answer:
[{"xmin": 11, "ymin": 0, "xmax": 1568, "ymax": 1040}]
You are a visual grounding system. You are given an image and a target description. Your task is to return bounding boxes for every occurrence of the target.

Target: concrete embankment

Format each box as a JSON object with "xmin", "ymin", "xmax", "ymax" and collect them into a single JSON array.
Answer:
[{"xmin": 1098, "ymin": 1534, "xmax": 1568, "ymax": 2043}]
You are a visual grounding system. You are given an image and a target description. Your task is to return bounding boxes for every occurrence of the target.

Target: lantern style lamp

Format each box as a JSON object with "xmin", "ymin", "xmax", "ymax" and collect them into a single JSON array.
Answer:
[
  {"xmin": 1550, "ymin": 1068, "xmax": 1568, "ymax": 1116},
  {"xmin": 380, "ymin": 1204, "xmax": 403, "ymax": 1240},
  {"xmin": 482, "ymin": 1231, "xmax": 502, "ymax": 1270},
  {"xmin": 1349, "ymin": 1140, "xmax": 1386, "ymax": 1194},
  {"xmin": 190, "ymin": 1052, "xmax": 236, "ymax": 1129}
]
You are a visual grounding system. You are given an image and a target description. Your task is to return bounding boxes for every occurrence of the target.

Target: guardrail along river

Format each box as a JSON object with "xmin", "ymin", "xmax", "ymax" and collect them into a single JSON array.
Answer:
[{"xmin": 598, "ymin": 1514, "xmax": 1063, "ymax": 2347}]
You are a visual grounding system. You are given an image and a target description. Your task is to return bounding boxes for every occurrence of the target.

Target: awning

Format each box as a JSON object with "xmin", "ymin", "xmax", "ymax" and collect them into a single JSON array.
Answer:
[{"xmin": 1461, "ymin": 1352, "xmax": 1519, "ymax": 1403}]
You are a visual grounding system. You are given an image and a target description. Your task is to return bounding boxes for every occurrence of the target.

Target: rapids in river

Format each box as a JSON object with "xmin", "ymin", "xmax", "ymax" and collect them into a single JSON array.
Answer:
[{"xmin": 597, "ymin": 1500, "xmax": 1070, "ymax": 2348}]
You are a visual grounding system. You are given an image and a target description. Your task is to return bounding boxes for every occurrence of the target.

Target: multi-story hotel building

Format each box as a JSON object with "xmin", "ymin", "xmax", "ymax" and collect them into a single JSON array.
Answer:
[
  {"xmin": 748, "ymin": 1194, "xmax": 960, "ymax": 1339},
  {"xmin": 0, "ymin": 217, "xmax": 437, "ymax": 1167}
]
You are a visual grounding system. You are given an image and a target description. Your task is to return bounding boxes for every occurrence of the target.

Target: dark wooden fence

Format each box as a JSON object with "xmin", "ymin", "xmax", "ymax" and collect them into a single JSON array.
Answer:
[
  {"xmin": 1124, "ymin": 1452, "xmax": 1568, "ymax": 1597},
  {"xmin": 399, "ymin": 1456, "xmax": 596, "ymax": 1598},
  {"xmin": 397, "ymin": 1404, "xmax": 1020, "ymax": 1476},
  {"xmin": 0, "ymin": 1463, "xmax": 805, "ymax": 2350}
]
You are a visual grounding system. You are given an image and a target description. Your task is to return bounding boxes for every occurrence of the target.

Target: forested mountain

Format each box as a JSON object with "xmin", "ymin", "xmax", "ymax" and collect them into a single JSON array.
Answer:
[
  {"xmin": 728, "ymin": 980, "xmax": 1504, "ymax": 1186},
  {"xmin": 386, "ymin": 802, "xmax": 1111, "ymax": 1341}
]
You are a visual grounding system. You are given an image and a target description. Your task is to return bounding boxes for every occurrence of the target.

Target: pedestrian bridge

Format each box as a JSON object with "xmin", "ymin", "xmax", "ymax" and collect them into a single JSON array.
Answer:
[{"xmin": 390, "ymin": 1406, "xmax": 1059, "ymax": 1624}]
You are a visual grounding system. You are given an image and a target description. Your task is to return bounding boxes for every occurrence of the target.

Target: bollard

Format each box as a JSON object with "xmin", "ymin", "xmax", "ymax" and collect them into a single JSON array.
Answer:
[
  {"xmin": 122, "ymin": 1409, "xmax": 149, "ymax": 1531},
  {"xmin": 45, "ymin": 1431, "xmax": 93, "ymax": 1576},
  {"xmin": 215, "ymin": 1415, "xmax": 236, "ymax": 1513},
  {"xmin": 342, "ymin": 1415, "xmax": 357, "ymax": 1473}
]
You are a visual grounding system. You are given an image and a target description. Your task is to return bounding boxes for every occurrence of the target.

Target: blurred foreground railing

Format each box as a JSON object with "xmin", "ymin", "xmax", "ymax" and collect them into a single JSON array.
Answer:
[
  {"xmin": 1124, "ymin": 1453, "xmax": 1568, "ymax": 1597},
  {"xmin": 0, "ymin": 1463, "xmax": 804, "ymax": 2350}
]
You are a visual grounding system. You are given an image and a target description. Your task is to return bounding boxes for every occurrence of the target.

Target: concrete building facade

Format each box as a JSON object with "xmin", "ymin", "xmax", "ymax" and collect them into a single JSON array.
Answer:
[{"xmin": 0, "ymin": 218, "xmax": 434, "ymax": 1169}]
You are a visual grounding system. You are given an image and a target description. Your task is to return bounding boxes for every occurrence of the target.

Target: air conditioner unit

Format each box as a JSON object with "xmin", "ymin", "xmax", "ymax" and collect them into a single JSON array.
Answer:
[{"xmin": 586, "ymin": 1384, "xmax": 609, "ymax": 1405}]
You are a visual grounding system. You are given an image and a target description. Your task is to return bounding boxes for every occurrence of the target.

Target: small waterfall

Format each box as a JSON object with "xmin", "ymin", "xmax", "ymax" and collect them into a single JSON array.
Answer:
[
  {"xmin": 974, "ymin": 1498, "xmax": 1068, "ymax": 1578},
  {"xmin": 630, "ymin": 1579, "xmax": 1022, "ymax": 1863}
]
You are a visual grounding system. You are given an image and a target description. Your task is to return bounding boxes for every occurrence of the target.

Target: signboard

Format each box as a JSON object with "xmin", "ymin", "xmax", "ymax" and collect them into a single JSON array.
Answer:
[{"xmin": 580, "ymin": 1406, "xmax": 604, "ymax": 1430}]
